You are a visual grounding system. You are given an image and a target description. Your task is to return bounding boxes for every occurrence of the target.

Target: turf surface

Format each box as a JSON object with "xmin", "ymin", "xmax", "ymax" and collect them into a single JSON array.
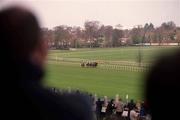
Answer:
[{"xmin": 44, "ymin": 46, "xmax": 179, "ymax": 101}]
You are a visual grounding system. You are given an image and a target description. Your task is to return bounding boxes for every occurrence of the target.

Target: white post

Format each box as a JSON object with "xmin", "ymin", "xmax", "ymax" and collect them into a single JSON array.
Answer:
[
  {"xmin": 56, "ymin": 54, "xmax": 58, "ymax": 63},
  {"xmin": 68, "ymin": 86, "xmax": 71, "ymax": 93},
  {"xmin": 126, "ymin": 94, "xmax": 129, "ymax": 103}
]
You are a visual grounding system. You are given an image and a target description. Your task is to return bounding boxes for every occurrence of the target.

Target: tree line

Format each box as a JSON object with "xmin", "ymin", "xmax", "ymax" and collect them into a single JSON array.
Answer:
[{"xmin": 41, "ymin": 21, "xmax": 180, "ymax": 49}]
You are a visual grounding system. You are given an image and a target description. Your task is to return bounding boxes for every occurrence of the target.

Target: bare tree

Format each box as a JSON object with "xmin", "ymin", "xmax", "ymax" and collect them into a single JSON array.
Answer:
[
  {"xmin": 143, "ymin": 23, "xmax": 155, "ymax": 45},
  {"xmin": 130, "ymin": 25, "xmax": 144, "ymax": 44},
  {"xmin": 84, "ymin": 21, "xmax": 100, "ymax": 48},
  {"xmin": 41, "ymin": 28, "xmax": 54, "ymax": 48},
  {"xmin": 102, "ymin": 25, "xmax": 113, "ymax": 47},
  {"xmin": 53, "ymin": 25, "xmax": 72, "ymax": 49},
  {"xmin": 176, "ymin": 27, "xmax": 180, "ymax": 45},
  {"xmin": 112, "ymin": 28, "xmax": 123, "ymax": 47}
]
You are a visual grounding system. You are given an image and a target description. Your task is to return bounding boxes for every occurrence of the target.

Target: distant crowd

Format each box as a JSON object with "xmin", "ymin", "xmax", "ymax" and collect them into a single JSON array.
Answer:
[{"xmin": 50, "ymin": 88, "xmax": 151, "ymax": 120}]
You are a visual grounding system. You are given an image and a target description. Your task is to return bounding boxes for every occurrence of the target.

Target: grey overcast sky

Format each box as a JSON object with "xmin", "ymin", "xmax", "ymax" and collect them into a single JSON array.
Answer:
[{"xmin": 0, "ymin": 0, "xmax": 180, "ymax": 29}]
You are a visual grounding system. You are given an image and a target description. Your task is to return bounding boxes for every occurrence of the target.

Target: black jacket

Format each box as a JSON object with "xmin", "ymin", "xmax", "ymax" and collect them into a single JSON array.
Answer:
[{"xmin": 2, "ymin": 60, "xmax": 93, "ymax": 120}]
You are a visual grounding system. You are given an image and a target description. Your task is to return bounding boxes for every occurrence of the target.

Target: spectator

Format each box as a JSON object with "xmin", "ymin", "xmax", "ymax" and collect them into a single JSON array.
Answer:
[
  {"xmin": 106, "ymin": 99, "xmax": 115, "ymax": 116},
  {"xmin": 101, "ymin": 96, "xmax": 108, "ymax": 119},
  {"xmin": 146, "ymin": 50, "xmax": 180, "ymax": 120},
  {"xmin": 122, "ymin": 105, "xmax": 129, "ymax": 120},
  {"xmin": 0, "ymin": 6, "xmax": 93, "ymax": 120},
  {"xmin": 128, "ymin": 99, "xmax": 136, "ymax": 119},
  {"xmin": 115, "ymin": 98, "xmax": 124, "ymax": 117},
  {"xmin": 96, "ymin": 98, "xmax": 103, "ymax": 120},
  {"xmin": 139, "ymin": 102, "xmax": 146, "ymax": 120},
  {"xmin": 130, "ymin": 107, "xmax": 139, "ymax": 120},
  {"xmin": 128, "ymin": 99, "xmax": 136, "ymax": 111},
  {"xmin": 92, "ymin": 94, "xmax": 97, "ymax": 120}
]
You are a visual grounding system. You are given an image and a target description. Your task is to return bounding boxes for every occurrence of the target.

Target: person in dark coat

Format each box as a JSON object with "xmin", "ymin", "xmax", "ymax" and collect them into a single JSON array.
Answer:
[
  {"xmin": 146, "ymin": 50, "xmax": 180, "ymax": 120},
  {"xmin": 127, "ymin": 99, "xmax": 136, "ymax": 120},
  {"xmin": 0, "ymin": 6, "xmax": 93, "ymax": 120},
  {"xmin": 106, "ymin": 99, "xmax": 115, "ymax": 116},
  {"xmin": 106, "ymin": 99, "xmax": 115, "ymax": 119},
  {"xmin": 96, "ymin": 98, "xmax": 103, "ymax": 120}
]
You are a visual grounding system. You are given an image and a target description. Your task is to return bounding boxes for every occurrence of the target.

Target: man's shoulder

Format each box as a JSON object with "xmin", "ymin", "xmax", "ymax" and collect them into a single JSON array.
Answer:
[{"xmin": 36, "ymin": 88, "xmax": 93, "ymax": 120}]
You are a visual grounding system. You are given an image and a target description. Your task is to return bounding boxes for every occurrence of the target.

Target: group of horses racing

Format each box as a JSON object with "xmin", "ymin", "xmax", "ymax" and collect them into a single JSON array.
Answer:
[{"xmin": 81, "ymin": 62, "xmax": 98, "ymax": 68}]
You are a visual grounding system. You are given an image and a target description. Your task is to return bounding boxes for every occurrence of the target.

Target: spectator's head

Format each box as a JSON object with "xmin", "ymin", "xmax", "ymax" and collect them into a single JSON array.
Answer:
[
  {"xmin": 0, "ymin": 6, "xmax": 47, "ymax": 67},
  {"xmin": 146, "ymin": 51, "xmax": 180, "ymax": 120},
  {"xmin": 130, "ymin": 99, "xmax": 134, "ymax": 103},
  {"xmin": 133, "ymin": 106, "xmax": 137, "ymax": 110},
  {"xmin": 110, "ymin": 99, "xmax": 114, "ymax": 103}
]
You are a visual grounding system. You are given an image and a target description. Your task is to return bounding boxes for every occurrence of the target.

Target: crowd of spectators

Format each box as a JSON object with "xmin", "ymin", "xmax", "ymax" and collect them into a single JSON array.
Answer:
[{"xmin": 50, "ymin": 88, "xmax": 151, "ymax": 120}]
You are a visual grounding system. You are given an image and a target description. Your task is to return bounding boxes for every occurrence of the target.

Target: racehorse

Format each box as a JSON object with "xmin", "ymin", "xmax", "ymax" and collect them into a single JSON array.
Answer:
[
  {"xmin": 84, "ymin": 62, "xmax": 98, "ymax": 68},
  {"xmin": 81, "ymin": 62, "xmax": 85, "ymax": 67}
]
